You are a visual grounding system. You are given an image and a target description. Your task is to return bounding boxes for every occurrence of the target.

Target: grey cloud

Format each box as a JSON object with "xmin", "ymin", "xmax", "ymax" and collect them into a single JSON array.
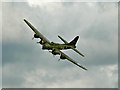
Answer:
[{"xmin": 2, "ymin": 2, "xmax": 118, "ymax": 88}]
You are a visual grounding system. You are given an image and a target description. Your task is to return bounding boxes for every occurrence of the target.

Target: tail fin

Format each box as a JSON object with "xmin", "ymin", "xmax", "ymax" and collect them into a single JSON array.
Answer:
[{"xmin": 69, "ymin": 36, "xmax": 79, "ymax": 46}]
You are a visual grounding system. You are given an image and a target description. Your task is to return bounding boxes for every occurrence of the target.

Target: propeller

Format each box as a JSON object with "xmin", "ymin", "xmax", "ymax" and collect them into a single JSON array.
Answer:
[
  {"xmin": 36, "ymin": 41, "xmax": 40, "ymax": 44},
  {"xmin": 58, "ymin": 58, "xmax": 61, "ymax": 61},
  {"xmin": 49, "ymin": 50, "xmax": 52, "ymax": 53},
  {"xmin": 32, "ymin": 37, "xmax": 34, "ymax": 40}
]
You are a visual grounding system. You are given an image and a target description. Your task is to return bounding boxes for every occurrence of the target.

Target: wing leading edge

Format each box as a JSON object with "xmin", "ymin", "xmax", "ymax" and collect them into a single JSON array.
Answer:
[{"xmin": 24, "ymin": 19, "xmax": 50, "ymax": 43}]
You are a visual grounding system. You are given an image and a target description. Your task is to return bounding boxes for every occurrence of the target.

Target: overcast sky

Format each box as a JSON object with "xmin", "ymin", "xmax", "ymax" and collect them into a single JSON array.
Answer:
[{"xmin": 1, "ymin": 1, "xmax": 118, "ymax": 88}]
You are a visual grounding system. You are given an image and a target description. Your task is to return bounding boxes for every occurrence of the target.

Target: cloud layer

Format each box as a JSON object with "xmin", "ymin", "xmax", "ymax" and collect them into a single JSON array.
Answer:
[{"xmin": 2, "ymin": 2, "xmax": 118, "ymax": 88}]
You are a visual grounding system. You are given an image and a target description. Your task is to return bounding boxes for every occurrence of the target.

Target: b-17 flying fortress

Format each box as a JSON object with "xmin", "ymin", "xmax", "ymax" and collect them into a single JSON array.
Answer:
[{"xmin": 24, "ymin": 19, "xmax": 87, "ymax": 71}]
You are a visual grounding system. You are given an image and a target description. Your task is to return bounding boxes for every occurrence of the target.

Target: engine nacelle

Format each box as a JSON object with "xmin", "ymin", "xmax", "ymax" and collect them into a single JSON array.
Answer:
[
  {"xmin": 60, "ymin": 54, "xmax": 66, "ymax": 59},
  {"xmin": 34, "ymin": 34, "xmax": 39, "ymax": 38},
  {"xmin": 52, "ymin": 49, "xmax": 60, "ymax": 55},
  {"xmin": 40, "ymin": 40, "xmax": 45, "ymax": 45},
  {"xmin": 42, "ymin": 44, "xmax": 51, "ymax": 50}
]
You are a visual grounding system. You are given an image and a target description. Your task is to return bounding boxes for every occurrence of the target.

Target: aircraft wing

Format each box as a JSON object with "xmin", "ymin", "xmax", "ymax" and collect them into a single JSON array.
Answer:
[
  {"xmin": 24, "ymin": 19, "xmax": 50, "ymax": 43},
  {"xmin": 58, "ymin": 35, "xmax": 84, "ymax": 57},
  {"xmin": 59, "ymin": 50, "xmax": 87, "ymax": 70}
]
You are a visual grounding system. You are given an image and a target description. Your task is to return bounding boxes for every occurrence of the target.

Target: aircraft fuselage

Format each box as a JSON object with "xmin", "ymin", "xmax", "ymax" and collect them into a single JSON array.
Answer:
[{"xmin": 42, "ymin": 42, "xmax": 75, "ymax": 50}]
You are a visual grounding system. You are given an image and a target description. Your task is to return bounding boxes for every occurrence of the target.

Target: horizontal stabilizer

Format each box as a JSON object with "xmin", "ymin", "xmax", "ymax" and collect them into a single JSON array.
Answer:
[
  {"xmin": 71, "ymin": 47, "xmax": 84, "ymax": 57},
  {"xmin": 58, "ymin": 35, "xmax": 68, "ymax": 44},
  {"xmin": 58, "ymin": 35, "xmax": 84, "ymax": 57}
]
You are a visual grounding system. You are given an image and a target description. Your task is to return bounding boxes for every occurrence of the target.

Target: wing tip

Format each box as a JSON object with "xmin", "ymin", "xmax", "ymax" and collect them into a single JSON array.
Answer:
[
  {"xmin": 23, "ymin": 18, "xmax": 27, "ymax": 22},
  {"xmin": 82, "ymin": 67, "xmax": 88, "ymax": 71},
  {"xmin": 84, "ymin": 68, "xmax": 88, "ymax": 71},
  {"xmin": 77, "ymin": 63, "xmax": 87, "ymax": 71}
]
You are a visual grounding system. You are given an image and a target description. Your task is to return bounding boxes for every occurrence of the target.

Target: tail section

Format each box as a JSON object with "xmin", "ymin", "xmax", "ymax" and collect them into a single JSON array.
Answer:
[{"xmin": 69, "ymin": 36, "xmax": 79, "ymax": 46}]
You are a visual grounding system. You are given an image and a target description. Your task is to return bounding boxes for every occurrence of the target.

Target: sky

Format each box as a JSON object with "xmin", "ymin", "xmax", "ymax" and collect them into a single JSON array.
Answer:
[{"xmin": 1, "ymin": 0, "xmax": 119, "ymax": 88}]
